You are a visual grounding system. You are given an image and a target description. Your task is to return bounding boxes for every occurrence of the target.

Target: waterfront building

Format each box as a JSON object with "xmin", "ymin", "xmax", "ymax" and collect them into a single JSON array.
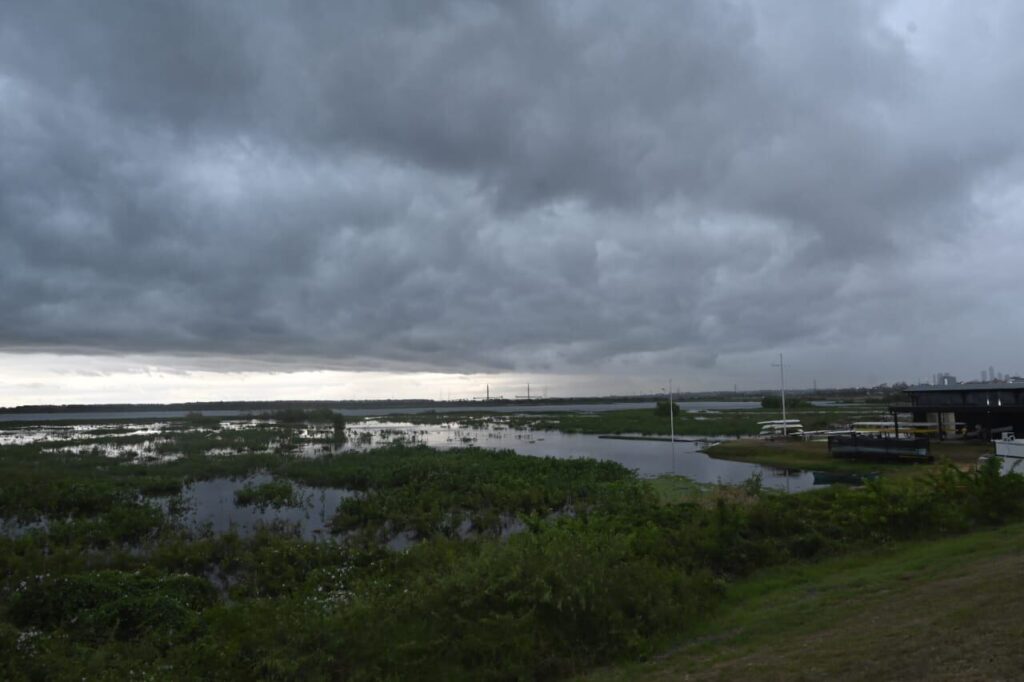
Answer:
[{"xmin": 890, "ymin": 382, "xmax": 1024, "ymax": 439}]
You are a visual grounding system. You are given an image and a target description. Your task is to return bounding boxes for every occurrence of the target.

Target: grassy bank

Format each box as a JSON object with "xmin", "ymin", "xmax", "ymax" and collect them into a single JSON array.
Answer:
[
  {"xmin": 583, "ymin": 521, "xmax": 1024, "ymax": 681},
  {"xmin": 707, "ymin": 439, "xmax": 992, "ymax": 478}
]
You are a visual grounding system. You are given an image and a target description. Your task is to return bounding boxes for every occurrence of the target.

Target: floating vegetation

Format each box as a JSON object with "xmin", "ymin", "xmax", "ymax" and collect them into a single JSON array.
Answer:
[{"xmin": 234, "ymin": 479, "xmax": 300, "ymax": 509}]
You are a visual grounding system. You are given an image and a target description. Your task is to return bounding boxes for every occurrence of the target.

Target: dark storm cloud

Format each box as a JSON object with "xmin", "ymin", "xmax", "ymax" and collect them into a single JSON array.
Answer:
[{"xmin": 2, "ymin": 0, "xmax": 1023, "ymax": 378}]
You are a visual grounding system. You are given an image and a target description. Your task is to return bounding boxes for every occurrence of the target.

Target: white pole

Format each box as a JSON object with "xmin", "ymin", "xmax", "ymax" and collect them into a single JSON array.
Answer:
[
  {"xmin": 669, "ymin": 379, "xmax": 676, "ymax": 473},
  {"xmin": 779, "ymin": 353, "xmax": 787, "ymax": 437},
  {"xmin": 669, "ymin": 379, "xmax": 675, "ymax": 443}
]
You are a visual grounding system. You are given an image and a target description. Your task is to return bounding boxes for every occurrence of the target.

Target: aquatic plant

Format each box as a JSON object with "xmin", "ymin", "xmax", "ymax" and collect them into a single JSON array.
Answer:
[{"xmin": 234, "ymin": 479, "xmax": 300, "ymax": 509}]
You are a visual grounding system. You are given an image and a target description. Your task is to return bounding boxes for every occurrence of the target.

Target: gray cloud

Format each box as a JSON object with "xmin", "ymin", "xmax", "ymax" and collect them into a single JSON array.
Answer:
[{"xmin": 2, "ymin": 0, "xmax": 1023, "ymax": 385}]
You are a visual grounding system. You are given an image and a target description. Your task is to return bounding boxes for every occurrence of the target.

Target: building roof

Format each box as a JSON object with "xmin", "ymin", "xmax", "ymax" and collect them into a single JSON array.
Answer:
[{"xmin": 904, "ymin": 382, "xmax": 1024, "ymax": 393}]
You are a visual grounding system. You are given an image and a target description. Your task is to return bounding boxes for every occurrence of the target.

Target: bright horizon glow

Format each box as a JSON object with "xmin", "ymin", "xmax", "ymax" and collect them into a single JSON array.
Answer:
[
  {"xmin": 2, "ymin": 349, "xmax": 1015, "ymax": 408},
  {"xmin": 0, "ymin": 352, "xmax": 673, "ymax": 408}
]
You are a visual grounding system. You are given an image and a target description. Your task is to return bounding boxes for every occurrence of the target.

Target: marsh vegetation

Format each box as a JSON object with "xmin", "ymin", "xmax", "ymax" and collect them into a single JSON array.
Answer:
[{"xmin": 1, "ymin": 413, "xmax": 1020, "ymax": 680}]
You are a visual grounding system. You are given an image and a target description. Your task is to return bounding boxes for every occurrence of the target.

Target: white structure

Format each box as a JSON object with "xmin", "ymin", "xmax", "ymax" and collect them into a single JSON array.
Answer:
[
  {"xmin": 772, "ymin": 353, "xmax": 788, "ymax": 436},
  {"xmin": 987, "ymin": 433, "xmax": 1024, "ymax": 475},
  {"xmin": 758, "ymin": 419, "xmax": 803, "ymax": 437},
  {"xmin": 851, "ymin": 421, "xmax": 938, "ymax": 438}
]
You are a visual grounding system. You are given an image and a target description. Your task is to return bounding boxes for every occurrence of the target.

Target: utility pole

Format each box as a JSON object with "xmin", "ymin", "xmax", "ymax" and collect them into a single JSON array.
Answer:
[
  {"xmin": 772, "ymin": 354, "xmax": 787, "ymax": 436},
  {"xmin": 670, "ymin": 379, "xmax": 675, "ymax": 459},
  {"xmin": 662, "ymin": 381, "xmax": 676, "ymax": 473}
]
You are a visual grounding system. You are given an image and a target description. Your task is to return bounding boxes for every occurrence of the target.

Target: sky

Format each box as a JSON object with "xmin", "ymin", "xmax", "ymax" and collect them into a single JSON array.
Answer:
[{"xmin": 2, "ymin": 0, "xmax": 1024, "ymax": 407}]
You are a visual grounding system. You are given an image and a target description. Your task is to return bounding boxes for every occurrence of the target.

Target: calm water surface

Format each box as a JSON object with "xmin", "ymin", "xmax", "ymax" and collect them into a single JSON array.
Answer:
[
  {"xmin": 342, "ymin": 420, "xmax": 817, "ymax": 491},
  {"xmin": 1, "ymin": 418, "xmax": 838, "ymax": 542},
  {"xmin": 164, "ymin": 473, "xmax": 356, "ymax": 540},
  {"xmin": 2, "ymin": 417, "xmax": 821, "ymax": 491}
]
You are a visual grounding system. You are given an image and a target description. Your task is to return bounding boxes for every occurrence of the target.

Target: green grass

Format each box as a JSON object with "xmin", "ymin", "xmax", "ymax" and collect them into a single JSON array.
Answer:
[
  {"xmin": 234, "ymin": 479, "xmax": 299, "ymax": 508},
  {"xmin": 645, "ymin": 475, "xmax": 710, "ymax": 504},
  {"xmin": 582, "ymin": 522, "xmax": 1024, "ymax": 681}
]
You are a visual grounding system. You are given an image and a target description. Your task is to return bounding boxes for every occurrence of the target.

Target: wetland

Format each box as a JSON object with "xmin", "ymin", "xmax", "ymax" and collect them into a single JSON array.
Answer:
[{"xmin": 2, "ymin": 407, "xmax": 1021, "ymax": 680}]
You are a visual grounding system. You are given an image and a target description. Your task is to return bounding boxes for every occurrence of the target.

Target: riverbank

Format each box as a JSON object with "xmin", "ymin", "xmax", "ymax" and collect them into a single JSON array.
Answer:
[
  {"xmin": 706, "ymin": 438, "xmax": 992, "ymax": 478},
  {"xmin": 582, "ymin": 521, "xmax": 1024, "ymax": 681},
  {"xmin": 491, "ymin": 405, "xmax": 883, "ymax": 438}
]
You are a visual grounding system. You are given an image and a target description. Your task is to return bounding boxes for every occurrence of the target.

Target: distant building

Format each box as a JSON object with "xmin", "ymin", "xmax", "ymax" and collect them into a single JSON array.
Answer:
[{"xmin": 890, "ymin": 382, "xmax": 1024, "ymax": 438}]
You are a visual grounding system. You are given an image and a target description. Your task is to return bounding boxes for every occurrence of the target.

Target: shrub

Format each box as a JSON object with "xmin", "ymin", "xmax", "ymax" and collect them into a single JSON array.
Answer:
[
  {"xmin": 183, "ymin": 412, "xmax": 221, "ymax": 429},
  {"xmin": 234, "ymin": 480, "xmax": 299, "ymax": 509},
  {"xmin": 761, "ymin": 395, "xmax": 811, "ymax": 409},
  {"xmin": 654, "ymin": 400, "xmax": 680, "ymax": 417},
  {"xmin": 9, "ymin": 570, "xmax": 216, "ymax": 645}
]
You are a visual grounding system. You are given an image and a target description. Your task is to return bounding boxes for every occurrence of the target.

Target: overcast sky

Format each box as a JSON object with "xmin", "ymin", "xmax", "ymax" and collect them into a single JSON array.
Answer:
[{"xmin": 2, "ymin": 0, "xmax": 1023, "ymax": 406}]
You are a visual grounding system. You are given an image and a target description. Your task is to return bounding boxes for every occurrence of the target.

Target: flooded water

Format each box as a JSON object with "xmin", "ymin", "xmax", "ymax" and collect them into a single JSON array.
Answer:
[
  {"xmin": 1, "ymin": 417, "xmax": 851, "ymax": 544},
  {"xmin": 0, "ymin": 422, "xmax": 168, "ymax": 446},
  {"xmin": 339, "ymin": 421, "xmax": 821, "ymax": 491},
  {"xmin": 0, "ymin": 475, "xmax": 356, "ymax": 542},
  {"xmin": 159, "ymin": 472, "xmax": 529, "ymax": 545},
  {"xmin": 163, "ymin": 473, "xmax": 357, "ymax": 540},
  {"xmin": 43, "ymin": 439, "xmax": 179, "ymax": 461},
  {"xmin": 1, "ymin": 416, "xmax": 831, "ymax": 491}
]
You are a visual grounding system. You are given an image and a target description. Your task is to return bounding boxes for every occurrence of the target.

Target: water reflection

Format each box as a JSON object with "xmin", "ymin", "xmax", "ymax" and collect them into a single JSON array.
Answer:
[
  {"xmin": 164, "ymin": 474, "xmax": 356, "ymax": 540},
  {"xmin": 4, "ymin": 418, "xmax": 850, "ymax": 493},
  {"xmin": 0, "ymin": 422, "xmax": 168, "ymax": 446},
  {"xmin": 341, "ymin": 421, "xmax": 821, "ymax": 491}
]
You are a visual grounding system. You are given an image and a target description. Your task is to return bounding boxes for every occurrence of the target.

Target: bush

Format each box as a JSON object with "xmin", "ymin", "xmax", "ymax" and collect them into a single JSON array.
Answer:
[
  {"xmin": 654, "ymin": 400, "xmax": 680, "ymax": 417},
  {"xmin": 234, "ymin": 479, "xmax": 299, "ymax": 509},
  {"xmin": 761, "ymin": 395, "xmax": 811, "ymax": 409},
  {"xmin": 183, "ymin": 411, "xmax": 221, "ymax": 428},
  {"xmin": 326, "ymin": 527, "xmax": 720, "ymax": 680},
  {"xmin": 9, "ymin": 570, "xmax": 216, "ymax": 645}
]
